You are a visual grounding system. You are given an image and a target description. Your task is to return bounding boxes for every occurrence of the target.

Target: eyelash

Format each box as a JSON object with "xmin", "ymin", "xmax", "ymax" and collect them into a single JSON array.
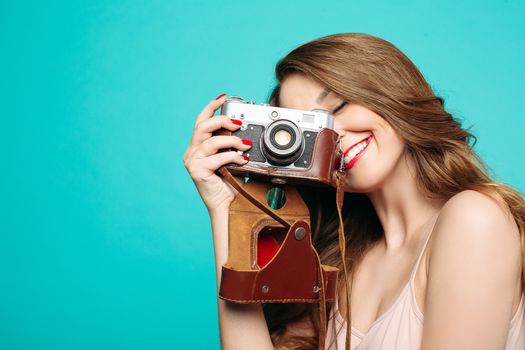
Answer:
[{"xmin": 332, "ymin": 101, "xmax": 348, "ymax": 114}]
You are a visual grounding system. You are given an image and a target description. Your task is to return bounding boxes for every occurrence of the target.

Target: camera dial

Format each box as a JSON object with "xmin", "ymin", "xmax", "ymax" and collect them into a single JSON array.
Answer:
[
  {"xmin": 227, "ymin": 96, "xmax": 244, "ymax": 103},
  {"xmin": 269, "ymin": 110, "xmax": 280, "ymax": 120}
]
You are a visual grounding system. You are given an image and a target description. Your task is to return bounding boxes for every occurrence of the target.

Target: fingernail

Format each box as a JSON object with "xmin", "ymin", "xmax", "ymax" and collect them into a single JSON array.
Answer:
[
  {"xmin": 243, "ymin": 155, "xmax": 250, "ymax": 161},
  {"xmin": 231, "ymin": 119, "xmax": 242, "ymax": 125},
  {"xmin": 241, "ymin": 139, "xmax": 252, "ymax": 146},
  {"xmin": 215, "ymin": 93, "xmax": 226, "ymax": 100}
]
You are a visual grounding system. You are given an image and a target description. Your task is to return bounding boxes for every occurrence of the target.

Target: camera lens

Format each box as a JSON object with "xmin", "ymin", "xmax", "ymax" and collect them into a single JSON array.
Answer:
[
  {"xmin": 273, "ymin": 129, "xmax": 292, "ymax": 146},
  {"xmin": 262, "ymin": 119, "xmax": 303, "ymax": 165}
]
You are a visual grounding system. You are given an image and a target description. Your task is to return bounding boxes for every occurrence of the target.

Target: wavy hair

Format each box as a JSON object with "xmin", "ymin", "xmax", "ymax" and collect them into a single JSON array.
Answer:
[{"xmin": 262, "ymin": 33, "xmax": 525, "ymax": 349}]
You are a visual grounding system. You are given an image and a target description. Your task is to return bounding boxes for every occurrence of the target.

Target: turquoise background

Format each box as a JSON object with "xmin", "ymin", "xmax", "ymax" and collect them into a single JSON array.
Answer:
[{"xmin": 1, "ymin": 0, "xmax": 523, "ymax": 349}]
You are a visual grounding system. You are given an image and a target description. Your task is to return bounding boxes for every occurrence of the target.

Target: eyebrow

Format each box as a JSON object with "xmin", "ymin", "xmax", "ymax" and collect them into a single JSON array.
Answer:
[{"xmin": 316, "ymin": 88, "xmax": 331, "ymax": 104}]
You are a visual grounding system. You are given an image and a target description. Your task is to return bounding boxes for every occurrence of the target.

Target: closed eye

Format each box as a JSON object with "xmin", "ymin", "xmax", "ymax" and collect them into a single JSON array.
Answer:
[{"xmin": 332, "ymin": 101, "xmax": 348, "ymax": 114}]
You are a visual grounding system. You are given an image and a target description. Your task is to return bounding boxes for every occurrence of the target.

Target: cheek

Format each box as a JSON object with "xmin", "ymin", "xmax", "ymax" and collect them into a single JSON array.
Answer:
[
  {"xmin": 335, "ymin": 113, "xmax": 371, "ymax": 133},
  {"xmin": 374, "ymin": 132, "xmax": 406, "ymax": 176},
  {"xmin": 382, "ymin": 133, "xmax": 405, "ymax": 159},
  {"xmin": 368, "ymin": 131, "xmax": 405, "ymax": 166}
]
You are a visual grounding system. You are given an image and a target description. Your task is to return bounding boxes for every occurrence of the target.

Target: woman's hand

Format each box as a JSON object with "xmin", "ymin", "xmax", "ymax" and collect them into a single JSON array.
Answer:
[{"xmin": 183, "ymin": 94, "xmax": 252, "ymax": 212}]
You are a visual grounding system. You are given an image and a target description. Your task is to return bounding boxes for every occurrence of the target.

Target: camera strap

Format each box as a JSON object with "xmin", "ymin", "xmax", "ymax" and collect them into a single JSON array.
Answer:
[
  {"xmin": 335, "ymin": 170, "xmax": 352, "ymax": 350},
  {"xmin": 217, "ymin": 167, "xmax": 290, "ymax": 229}
]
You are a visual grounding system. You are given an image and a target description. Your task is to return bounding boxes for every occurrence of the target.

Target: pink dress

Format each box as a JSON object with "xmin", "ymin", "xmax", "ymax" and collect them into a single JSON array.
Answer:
[{"xmin": 325, "ymin": 227, "xmax": 525, "ymax": 350}]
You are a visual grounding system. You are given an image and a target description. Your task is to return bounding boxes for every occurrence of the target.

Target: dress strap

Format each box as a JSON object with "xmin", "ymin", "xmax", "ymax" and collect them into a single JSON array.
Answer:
[{"xmin": 409, "ymin": 213, "xmax": 440, "ymax": 280}]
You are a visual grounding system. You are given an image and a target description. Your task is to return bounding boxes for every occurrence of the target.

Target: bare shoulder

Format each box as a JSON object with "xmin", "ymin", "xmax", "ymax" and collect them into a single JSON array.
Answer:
[
  {"xmin": 432, "ymin": 190, "xmax": 521, "ymax": 250},
  {"xmin": 420, "ymin": 190, "xmax": 523, "ymax": 349},
  {"xmin": 428, "ymin": 189, "xmax": 521, "ymax": 276}
]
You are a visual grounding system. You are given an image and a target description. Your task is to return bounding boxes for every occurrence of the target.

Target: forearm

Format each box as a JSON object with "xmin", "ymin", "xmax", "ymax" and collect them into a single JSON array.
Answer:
[{"xmin": 209, "ymin": 207, "xmax": 275, "ymax": 350}]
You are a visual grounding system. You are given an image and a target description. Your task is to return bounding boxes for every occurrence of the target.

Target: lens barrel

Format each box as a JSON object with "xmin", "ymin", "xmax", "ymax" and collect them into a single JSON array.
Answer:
[{"xmin": 262, "ymin": 119, "xmax": 303, "ymax": 165}]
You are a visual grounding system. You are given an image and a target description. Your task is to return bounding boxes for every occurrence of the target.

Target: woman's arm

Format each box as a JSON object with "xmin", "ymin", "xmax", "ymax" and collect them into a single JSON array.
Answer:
[
  {"xmin": 210, "ymin": 206, "xmax": 275, "ymax": 350},
  {"xmin": 183, "ymin": 95, "xmax": 275, "ymax": 349},
  {"xmin": 420, "ymin": 190, "xmax": 522, "ymax": 349}
]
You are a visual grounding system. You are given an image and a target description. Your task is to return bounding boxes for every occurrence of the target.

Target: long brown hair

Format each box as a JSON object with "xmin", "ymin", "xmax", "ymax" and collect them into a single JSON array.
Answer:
[{"xmin": 262, "ymin": 33, "xmax": 525, "ymax": 349}]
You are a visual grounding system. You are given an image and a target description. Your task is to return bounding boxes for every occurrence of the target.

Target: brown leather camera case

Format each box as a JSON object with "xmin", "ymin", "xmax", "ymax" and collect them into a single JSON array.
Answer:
[
  {"xmin": 214, "ymin": 127, "xmax": 341, "ymax": 188},
  {"xmin": 218, "ymin": 177, "xmax": 338, "ymax": 303}
]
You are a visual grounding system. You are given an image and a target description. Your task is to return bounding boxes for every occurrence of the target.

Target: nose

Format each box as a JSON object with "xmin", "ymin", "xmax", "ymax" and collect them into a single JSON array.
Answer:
[{"xmin": 333, "ymin": 119, "xmax": 346, "ymax": 137}]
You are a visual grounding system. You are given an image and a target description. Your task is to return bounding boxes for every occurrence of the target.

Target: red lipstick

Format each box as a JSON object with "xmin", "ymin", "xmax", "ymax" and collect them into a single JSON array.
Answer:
[{"xmin": 341, "ymin": 135, "xmax": 373, "ymax": 171}]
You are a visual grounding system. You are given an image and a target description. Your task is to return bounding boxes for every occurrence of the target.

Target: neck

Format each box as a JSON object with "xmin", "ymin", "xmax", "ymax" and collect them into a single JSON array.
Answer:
[{"xmin": 367, "ymin": 153, "xmax": 443, "ymax": 253}]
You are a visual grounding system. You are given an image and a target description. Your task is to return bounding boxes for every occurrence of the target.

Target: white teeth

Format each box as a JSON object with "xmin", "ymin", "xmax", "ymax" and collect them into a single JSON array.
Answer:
[{"xmin": 343, "ymin": 139, "xmax": 369, "ymax": 165}]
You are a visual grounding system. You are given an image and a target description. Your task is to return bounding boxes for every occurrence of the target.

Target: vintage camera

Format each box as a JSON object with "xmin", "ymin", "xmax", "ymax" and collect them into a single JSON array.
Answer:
[{"xmin": 214, "ymin": 96, "xmax": 342, "ymax": 187}]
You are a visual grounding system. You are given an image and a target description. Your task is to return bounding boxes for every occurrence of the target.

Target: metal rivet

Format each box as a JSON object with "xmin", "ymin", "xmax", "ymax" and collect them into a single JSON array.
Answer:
[
  {"xmin": 271, "ymin": 178, "xmax": 286, "ymax": 185},
  {"xmin": 261, "ymin": 285, "xmax": 269, "ymax": 293},
  {"xmin": 294, "ymin": 227, "xmax": 306, "ymax": 240},
  {"xmin": 313, "ymin": 286, "xmax": 320, "ymax": 293}
]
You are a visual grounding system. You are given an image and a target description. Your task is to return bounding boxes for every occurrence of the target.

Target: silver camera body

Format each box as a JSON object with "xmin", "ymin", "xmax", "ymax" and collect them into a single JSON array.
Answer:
[{"xmin": 220, "ymin": 96, "xmax": 334, "ymax": 169}]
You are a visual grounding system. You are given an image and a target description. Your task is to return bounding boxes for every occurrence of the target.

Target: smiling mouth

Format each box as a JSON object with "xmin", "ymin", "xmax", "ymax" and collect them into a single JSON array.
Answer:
[{"xmin": 341, "ymin": 135, "xmax": 373, "ymax": 171}]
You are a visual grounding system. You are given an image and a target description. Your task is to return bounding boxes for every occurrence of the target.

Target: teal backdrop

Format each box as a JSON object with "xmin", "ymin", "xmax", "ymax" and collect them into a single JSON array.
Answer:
[{"xmin": 1, "ymin": 0, "xmax": 524, "ymax": 349}]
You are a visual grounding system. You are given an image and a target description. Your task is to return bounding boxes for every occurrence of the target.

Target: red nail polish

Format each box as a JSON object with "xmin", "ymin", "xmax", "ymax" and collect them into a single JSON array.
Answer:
[
  {"xmin": 215, "ymin": 93, "xmax": 226, "ymax": 100},
  {"xmin": 231, "ymin": 119, "xmax": 242, "ymax": 125},
  {"xmin": 243, "ymin": 155, "xmax": 250, "ymax": 161},
  {"xmin": 242, "ymin": 139, "xmax": 252, "ymax": 146}
]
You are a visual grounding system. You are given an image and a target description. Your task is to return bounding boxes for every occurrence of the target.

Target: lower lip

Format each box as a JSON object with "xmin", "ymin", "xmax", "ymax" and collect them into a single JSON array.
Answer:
[{"xmin": 344, "ymin": 136, "xmax": 372, "ymax": 171}]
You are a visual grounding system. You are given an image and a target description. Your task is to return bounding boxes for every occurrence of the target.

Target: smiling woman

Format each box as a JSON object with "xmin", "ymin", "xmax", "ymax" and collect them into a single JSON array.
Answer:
[
  {"xmin": 183, "ymin": 33, "xmax": 525, "ymax": 350},
  {"xmin": 262, "ymin": 33, "xmax": 525, "ymax": 350}
]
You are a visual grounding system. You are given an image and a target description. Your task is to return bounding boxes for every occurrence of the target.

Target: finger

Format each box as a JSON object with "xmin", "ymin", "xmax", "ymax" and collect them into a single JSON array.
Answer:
[
  {"xmin": 196, "ymin": 115, "xmax": 243, "ymax": 134},
  {"xmin": 201, "ymin": 150, "xmax": 250, "ymax": 172},
  {"xmin": 194, "ymin": 93, "xmax": 228, "ymax": 128},
  {"xmin": 191, "ymin": 115, "xmax": 243, "ymax": 147},
  {"xmin": 193, "ymin": 135, "xmax": 252, "ymax": 158},
  {"xmin": 187, "ymin": 151, "xmax": 249, "ymax": 180}
]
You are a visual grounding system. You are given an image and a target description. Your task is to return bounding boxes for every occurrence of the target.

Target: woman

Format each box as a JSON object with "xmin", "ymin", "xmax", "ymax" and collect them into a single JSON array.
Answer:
[{"xmin": 183, "ymin": 33, "xmax": 525, "ymax": 349}]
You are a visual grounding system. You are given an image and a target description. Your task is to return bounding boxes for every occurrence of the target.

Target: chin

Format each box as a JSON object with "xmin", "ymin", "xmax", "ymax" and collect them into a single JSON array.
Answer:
[
  {"xmin": 342, "ymin": 151, "xmax": 406, "ymax": 193},
  {"xmin": 343, "ymin": 171, "xmax": 385, "ymax": 193},
  {"xmin": 341, "ymin": 154, "xmax": 397, "ymax": 193}
]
